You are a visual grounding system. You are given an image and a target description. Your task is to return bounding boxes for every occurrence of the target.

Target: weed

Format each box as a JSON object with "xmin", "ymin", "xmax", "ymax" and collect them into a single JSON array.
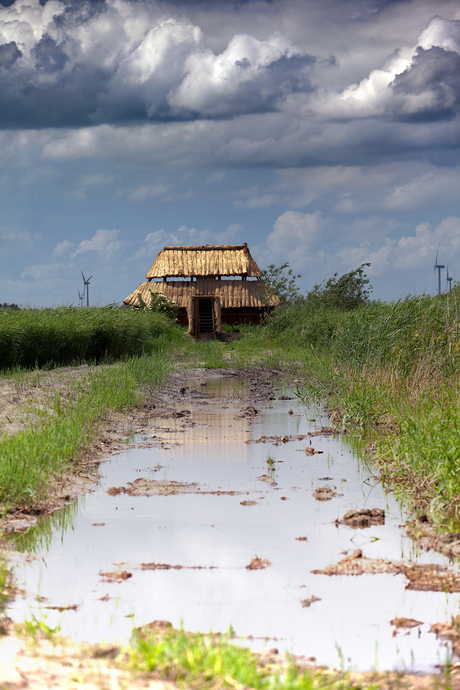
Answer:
[
  {"xmin": 22, "ymin": 614, "xmax": 60, "ymax": 643},
  {"xmin": 128, "ymin": 624, "xmax": 356, "ymax": 690}
]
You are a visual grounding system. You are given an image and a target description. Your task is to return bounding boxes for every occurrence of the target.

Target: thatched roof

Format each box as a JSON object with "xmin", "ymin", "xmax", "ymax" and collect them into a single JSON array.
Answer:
[
  {"xmin": 123, "ymin": 279, "xmax": 280, "ymax": 309},
  {"xmin": 145, "ymin": 243, "xmax": 261, "ymax": 279}
]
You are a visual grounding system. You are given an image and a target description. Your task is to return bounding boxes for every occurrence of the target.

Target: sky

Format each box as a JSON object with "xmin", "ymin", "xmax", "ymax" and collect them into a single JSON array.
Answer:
[{"xmin": 1, "ymin": 0, "xmax": 460, "ymax": 307}]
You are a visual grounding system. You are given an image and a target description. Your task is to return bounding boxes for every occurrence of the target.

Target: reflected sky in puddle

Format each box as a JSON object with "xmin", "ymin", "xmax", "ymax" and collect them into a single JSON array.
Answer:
[{"xmin": 7, "ymin": 378, "xmax": 460, "ymax": 673}]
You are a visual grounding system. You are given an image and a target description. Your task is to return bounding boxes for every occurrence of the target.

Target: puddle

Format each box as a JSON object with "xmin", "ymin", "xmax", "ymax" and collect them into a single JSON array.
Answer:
[{"xmin": 7, "ymin": 378, "xmax": 460, "ymax": 673}]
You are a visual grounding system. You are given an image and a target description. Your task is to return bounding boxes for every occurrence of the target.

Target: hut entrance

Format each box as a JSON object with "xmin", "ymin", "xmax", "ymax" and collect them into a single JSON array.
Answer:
[
  {"xmin": 190, "ymin": 295, "xmax": 222, "ymax": 338},
  {"xmin": 196, "ymin": 297, "xmax": 214, "ymax": 337}
]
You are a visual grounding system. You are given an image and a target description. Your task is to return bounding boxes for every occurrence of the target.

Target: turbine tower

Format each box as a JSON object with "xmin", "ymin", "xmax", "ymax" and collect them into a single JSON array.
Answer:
[
  {"xmin": 81, "ymin": 271, "xmax": 92, "ymax": 307},
  {"xmin": 434, "ymin": 248, "xmax": 445, "ymax": 296},
  {"xmin": 447, "ymin": 266, "xmax": 453, "ymax": 293}
]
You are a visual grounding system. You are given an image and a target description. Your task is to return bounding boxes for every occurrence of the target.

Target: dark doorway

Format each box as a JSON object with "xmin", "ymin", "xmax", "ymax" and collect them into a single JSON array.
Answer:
[{"xmin": 197, "ymin": 298, "xmax": 214, "ymax": 335}]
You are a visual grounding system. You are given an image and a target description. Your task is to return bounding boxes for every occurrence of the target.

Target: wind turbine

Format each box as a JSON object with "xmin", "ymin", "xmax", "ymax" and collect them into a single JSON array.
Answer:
[
  {"xmin": 78, "ymin": 288, "xmax": 85, "ymax": 307},
  {"xmin": 434, "ymin": 247, "xmax": 445, "ymax": 296},
  {"xmin": 447, "ymin": 266, "xmax": 453, "ymax": 293},
  {"xmin": 81, "ymin": 271, "xmax": 92, "ymax": 307}
]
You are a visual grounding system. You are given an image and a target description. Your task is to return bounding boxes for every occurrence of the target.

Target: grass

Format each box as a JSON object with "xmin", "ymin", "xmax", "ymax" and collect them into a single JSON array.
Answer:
[
  {"xmin": 0, "ymin": 352, "xmax": 174, "ymax": 506},
  {"xmin": 128, "ymin": 624, "xmax": 359, "ymax": 690},
  {"xmin": 0, "ymin": 306, "xmax": 174, "ymax": 371},
  {"xmin": 241, "ymin": 292, "xmax": 460, "ymax": 527}
]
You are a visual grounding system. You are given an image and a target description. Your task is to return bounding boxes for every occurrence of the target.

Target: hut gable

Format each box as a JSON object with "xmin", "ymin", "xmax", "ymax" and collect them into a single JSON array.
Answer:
[{"xmin": 145, "ymin": 243, "xmax": 261, "ymax": 279}]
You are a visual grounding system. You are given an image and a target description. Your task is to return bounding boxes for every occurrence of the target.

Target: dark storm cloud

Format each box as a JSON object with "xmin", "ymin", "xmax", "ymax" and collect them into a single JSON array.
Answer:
[
  {"xmin": 32, "ymin": 35, "xmax": 68, "ymax": 74},
  {"xmin": 0, "ymin": 1, "xmax": 316, "ymax": 129},
  {"xmin": 0, "ymin": 41, "xmax": 21, "ymax": 67},
  {"xmin": 392, "ymin": 46, "xmax": 460, "ymax": 120}
]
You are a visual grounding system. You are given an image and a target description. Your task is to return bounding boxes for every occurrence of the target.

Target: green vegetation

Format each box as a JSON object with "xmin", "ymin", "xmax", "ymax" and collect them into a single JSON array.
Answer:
[
  {"xmin": 129, "ymin": 624, "xmax": 357, "ymax": 690},
  {"xmin": 249, "ymin": 276, "xmax": 460, "ymax": 526},
  {"xmin": 0, "ymin": 306, "xmax": 172, "ymax": 371},
  {"xmin": 137, "ymin": 289, "xmax": 180, "ymax": 320},
  {"xmin": 0, "ymin": 558, "xmax": 13, "ymax": 620},
  {"xmin": 0, "ymin": 353, "xmax": 173, "ymax": 505}
]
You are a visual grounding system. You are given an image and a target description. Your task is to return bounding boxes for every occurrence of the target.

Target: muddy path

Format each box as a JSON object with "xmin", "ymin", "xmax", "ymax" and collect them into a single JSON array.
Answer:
[{"xmin": 3, "ymin": 368, "xmax": 460, "ymax": 678}]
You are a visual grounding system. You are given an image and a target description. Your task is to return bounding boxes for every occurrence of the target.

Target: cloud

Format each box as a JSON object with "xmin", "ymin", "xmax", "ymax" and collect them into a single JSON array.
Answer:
[
  {"xmin": 52, "ymin": 239, "xmax": 74, "ymax": 258},
  {"xmin": 130, "ymin": 223, "xmax": 246, "ymax": 264},
  {"xmin": 0, "ymin": 1, "xmax": 315, "ymax": 128},
  {"xmin": 71, "ymin": 228, "xmax": 125, "ymax": 259},
  {"xmin": 78, "ymin": 173, "xmax": 114, "ymax": 186},
  {"xmin": 263, "ymin": 210, "xmax": 460, "ymax": 294},
  {"xmin": 314, "ymin": 16, "xmax": 460, "ymax": 122}
]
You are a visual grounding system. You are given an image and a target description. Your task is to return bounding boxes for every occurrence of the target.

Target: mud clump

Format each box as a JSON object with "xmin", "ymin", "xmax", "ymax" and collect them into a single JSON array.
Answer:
[
  {"xmin": 309, "ymin": 426, "xmax": 347, "ymax": 437},
  {"xmin": 240, "ymin": 500, "xmax": 257, "ymax": 506},
  {"xmin": 313, "ymin": 486, "xmax": 339, "ymax": 501},
  {"xmin": 300, "ymin": 595, "xmax": 321, "ymax": 608},
  {"xmin": 237, "ymin": 406, "xmax": 260, "ymax": 419},
  {"xmin": 140, "ymin": 562, "xmax": 183, "ymax": 570},
  {"xmin": 107, "ymin": 478, "xmax": 243, "ymax": 497},
  {"xmin": 246, "ymin": 557, "xmax": 270, "ymax": 570},
  {"xmin": 99, "ymin": 570, "xmax": 132, "ymax": 583},
  {"xmin": 246, "ymin": 434, "xmax": 307, "ymax": 445},
  {"xmin": 301, "ymin": 447, "xmax": 323, "ymax": 456},
  {"xmin": 406, "ymin": 523, "xmax": 460, "ymax": 558},
  {"xmin": 257, "ymin": 474, "xmax": 277, "ymax": 486},
  {"xmin": 312, "ymin": 550, "xmax": 460, "ymax": 592},
  {"xmin": 430, "ymin": 616, "xmax": 460, "ymax": 657},
  {"xmin": 391, "ymin": 617, "xmax": 423, "ymax": 630},
  {"xmin": 336, "ymin": 508, "xmax": 385, "ymax": 528}
]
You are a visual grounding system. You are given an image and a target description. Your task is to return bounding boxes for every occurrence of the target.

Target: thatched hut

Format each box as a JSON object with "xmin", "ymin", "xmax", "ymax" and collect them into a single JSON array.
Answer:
[{"xmin": 123, "ymin": 243, "xmax": 280, "ymax": 337}]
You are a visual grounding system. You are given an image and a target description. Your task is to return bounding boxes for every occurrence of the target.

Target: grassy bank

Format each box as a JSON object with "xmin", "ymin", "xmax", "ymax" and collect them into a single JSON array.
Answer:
[
  {"xmin": 0, "ymin": 306, "xmax": 172, "ymax": 371},
  {"xmin": 0, "ymin": 317, "xmax": 184, "ymax": 506},
  {"xmin": 225, "ymin": 293, "xmax": 460, "ymax": 527},
  {"xmin": 5, "ymin": 619, "xmax": 433, "ymax": 690}
]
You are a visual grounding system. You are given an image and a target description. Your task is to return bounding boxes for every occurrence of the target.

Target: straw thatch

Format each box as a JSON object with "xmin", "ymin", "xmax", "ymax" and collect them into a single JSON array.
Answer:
[
  {"xmin": 123, "ymin": 279, "xmax": 281, "ymax": 309},
  {"xmin": 145, "ymin": 243, "xmax": 260, "ymax": 279}
]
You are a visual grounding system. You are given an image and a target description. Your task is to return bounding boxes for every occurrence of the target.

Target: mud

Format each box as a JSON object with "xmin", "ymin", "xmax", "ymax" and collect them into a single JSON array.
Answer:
[
  {"xmin": 406, "ymin": 522, "xmax": 460, "ymax": 558},
  {"xmin": 99, "ymin": 570, "xmax": 133, "ymax": 583},
  {"xmin": 312, "ymin": 549, "xmax": 460, "ymax": 592},
  {"xmin": 300, "ymin": 596, "xmax": 321, "ymax": 608},
  {"xmin": 107, "ymin": 478, "xmax": 246, "ymax": 497},
  {"xmin": 246, "ymin": 557, "xmax": 271, "ymax": 570},
  {"xmin": 335, "ymin": 508, "xmax": 385, "ymax": 528},
  {"xmin": 430, "ymin": 617, "xmax": 460, "ymax": 657},
  {"xmin": 313, "ymin": 486, "xmax": 340, "ymax": 501},
  {"xmin": 246, "ymin": 434, "xmax": 308, "ymax": 445},
  {"xmin": 391, "ymin": 617, "xmax": 423, "ymax": 630}
]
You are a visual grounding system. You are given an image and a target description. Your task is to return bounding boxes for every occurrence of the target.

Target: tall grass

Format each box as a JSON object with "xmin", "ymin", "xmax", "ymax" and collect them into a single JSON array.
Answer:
[
  {"xmin": 0, "ymin": 306, "xmax": 174, "ymax": 371},
  {"xmin": 231, "ymin": 293, "xmax": 460, "ymax": 524},
  {"xmin": 266, "ymin": 293, "xmax": 460, "ymax": 377}
]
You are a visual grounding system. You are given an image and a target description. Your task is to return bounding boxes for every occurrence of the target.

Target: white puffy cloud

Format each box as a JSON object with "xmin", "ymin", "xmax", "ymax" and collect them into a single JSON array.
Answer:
[
  {"xmin": 52, "ymin": 239, "xmax": 75, "ymax": 258},
  {"xmin": 314, "ymin": 15, "xmax": 460, "ymax": 121},
  {"xmin": 259, "ymin": 211, "xmax": 460, "ymax": 297},
  {"xmin": 71, "ymin": 229, "xmax": 125, "ymax": 259}
]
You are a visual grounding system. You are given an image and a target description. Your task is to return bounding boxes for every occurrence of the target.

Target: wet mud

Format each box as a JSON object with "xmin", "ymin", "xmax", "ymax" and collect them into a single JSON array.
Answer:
[
  {"xmin": 335, "ymin": 508, "xmax": 385, "ymax": 528},
  {"xmin": 312, "ymin": 549, "xmax": 460, "ymax": 592},
  {"xmin": 107, "ymin": 478, "xmax": 245, "ymax": 497}
]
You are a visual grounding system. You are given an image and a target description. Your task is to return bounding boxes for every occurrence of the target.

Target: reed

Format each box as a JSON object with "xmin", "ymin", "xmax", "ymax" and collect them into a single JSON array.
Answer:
[{"xmin": 0, "ymin": 306, "xmax": 174, "ymax": 371}]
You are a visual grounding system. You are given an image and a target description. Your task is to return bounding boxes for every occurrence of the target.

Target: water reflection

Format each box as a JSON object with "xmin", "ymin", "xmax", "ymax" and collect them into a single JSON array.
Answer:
[{"xmin": 6, "ymin": 378, "xmax": 460, "ymax": 673}]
